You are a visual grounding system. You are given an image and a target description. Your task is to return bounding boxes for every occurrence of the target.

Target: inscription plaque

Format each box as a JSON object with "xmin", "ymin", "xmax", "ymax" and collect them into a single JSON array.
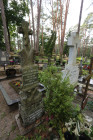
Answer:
[{"xmin": 22, "ymin": 65, "xmax": 38, "ymax": 89}]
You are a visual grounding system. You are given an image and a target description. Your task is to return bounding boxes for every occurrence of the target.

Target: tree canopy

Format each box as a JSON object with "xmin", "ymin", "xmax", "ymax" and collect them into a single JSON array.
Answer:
[{"xmin": 0, "ymin": 0, "xmax": 29, "ymax": 50}]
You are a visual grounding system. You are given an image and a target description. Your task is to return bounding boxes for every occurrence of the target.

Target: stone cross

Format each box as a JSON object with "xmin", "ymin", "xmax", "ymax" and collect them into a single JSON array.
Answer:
[
  {"xmin": 18, "ymin": 20, "xmax": 33, "ymax": 50},
  {"xmin": 17, "ymin": 20, "xmax": 44, "ymax": 127},
  {"xmin": 67, "ymin": 32, "xmax": 80, "ymax": 65},
  {"xmin": 62, "ymin": 32, "xmax": 80, "ymax": 86},
  {"xmin": 18, "ymin": 21, "xmax": 34, "ymax": 66}
]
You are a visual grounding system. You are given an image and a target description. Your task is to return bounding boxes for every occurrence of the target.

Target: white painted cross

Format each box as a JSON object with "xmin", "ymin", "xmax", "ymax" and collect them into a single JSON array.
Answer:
[{"xmin": 67, "ymin": 32, "xmax": 80, "ymax": 65}]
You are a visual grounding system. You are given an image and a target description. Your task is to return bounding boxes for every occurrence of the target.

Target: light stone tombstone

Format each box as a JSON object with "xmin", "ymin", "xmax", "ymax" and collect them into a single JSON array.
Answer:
[
  {"xmin": 17, "ymin": 20, "xmax": 44, "ymax": 127},
  {"xmin": 62, "ymin": 32, "xmax": 80, "ymax": 86},
  {"xmin": 0, "ymin": 50, "xmax": 9, "ymax": 65}
]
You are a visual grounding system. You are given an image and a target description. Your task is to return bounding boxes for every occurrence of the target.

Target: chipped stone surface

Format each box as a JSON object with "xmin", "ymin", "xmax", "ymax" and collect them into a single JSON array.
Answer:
[
  {"xmin": 62, "ymin": 32, "xmax": 80, "ymax": 86},
  {"xmin": 18, "ymin": 20, "xmax": 44, "ymax": 127},
  {"xmin": 62, "ymin": 64, "xmax": 79, "ymax": 86}
]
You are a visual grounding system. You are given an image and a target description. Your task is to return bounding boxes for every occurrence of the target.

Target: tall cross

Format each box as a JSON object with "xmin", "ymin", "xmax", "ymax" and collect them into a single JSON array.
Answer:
[
  {"xmin": 67, "ymin": 32, "xmax": 80, "ymax": 65},
  {"xmin": 18, "ymin": 20, "xmax": 33, "ymax": 51},
  {"xmin": 18, "ymin": 20, "xmax": 34, "ymax": 66}
]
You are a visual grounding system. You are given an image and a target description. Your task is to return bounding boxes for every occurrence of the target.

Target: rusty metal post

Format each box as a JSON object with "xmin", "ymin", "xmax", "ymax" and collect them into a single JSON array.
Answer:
[{"xmin": 81, "ymin": 57, "xmax": 93, "ymax": 109}]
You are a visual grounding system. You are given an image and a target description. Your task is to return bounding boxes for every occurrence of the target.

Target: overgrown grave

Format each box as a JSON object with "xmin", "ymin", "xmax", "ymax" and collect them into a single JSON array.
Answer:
[
  {"xmin": 61, "ymin": 32, "xmax": 93, "ymax": 126},
  {"xmin": 15, "ymin": 20, "xmax": 45, "ymax": 135}
]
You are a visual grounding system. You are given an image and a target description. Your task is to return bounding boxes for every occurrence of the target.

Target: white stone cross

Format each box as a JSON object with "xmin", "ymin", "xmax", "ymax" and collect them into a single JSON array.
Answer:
[{"xmin": 67, "ymin": 32, "xmax": 80, "ymax": 65}]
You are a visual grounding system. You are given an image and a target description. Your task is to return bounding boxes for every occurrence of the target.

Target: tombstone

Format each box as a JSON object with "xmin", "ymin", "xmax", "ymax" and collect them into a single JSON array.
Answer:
[
  {"xmin": 16, "ymin": 20, "xmax": 44, "ymax": 129},
  {"xmin": 0, "ymin": 50, "xmax": 9, "ymax": 65},
  {"xmin": 62, "ymin": 32, "xmax": 80, "ymax": 86},
  {"xmin": 6, "ymin": 68, "xmax": 16, "ymax": 78}
]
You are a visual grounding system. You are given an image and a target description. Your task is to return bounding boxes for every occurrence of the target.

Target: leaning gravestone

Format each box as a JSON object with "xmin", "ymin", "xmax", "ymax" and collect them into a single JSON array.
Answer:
[
  {"xmin": 62, "ymin": 32, "xmax": 80, "ymax": 86},
  {"xmin": 16, "ymin": 21, "xmax": 44, "ymax": 133}
]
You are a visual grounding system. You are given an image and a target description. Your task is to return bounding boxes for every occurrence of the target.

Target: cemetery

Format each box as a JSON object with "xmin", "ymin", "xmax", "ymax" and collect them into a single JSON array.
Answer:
[{"xmin": 0, "ymin": 0, "xmax": 93, "ymax": 140}]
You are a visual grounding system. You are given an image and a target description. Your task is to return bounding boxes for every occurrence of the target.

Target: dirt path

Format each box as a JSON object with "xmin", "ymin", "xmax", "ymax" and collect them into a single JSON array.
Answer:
[{"xmin": 0, "ymin": 90, "xmax": 20, "ymax": 140}]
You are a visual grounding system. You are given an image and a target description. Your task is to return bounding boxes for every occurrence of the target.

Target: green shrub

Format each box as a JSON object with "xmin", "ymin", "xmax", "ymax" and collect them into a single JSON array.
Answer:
[
  {"xmin": 82, "ymin": 70, "xmax": 88, "ymax": 75},
  {"xmin": 39, "ymin": 66, "xmax": 74, "ymax": 129},
  {"xmin": 90, "ymin": 126, "xmax": 93, "ymax": 137},
  {"xmin": 14, "ymin": 136, "xmax": 29, "ymax": 140}
]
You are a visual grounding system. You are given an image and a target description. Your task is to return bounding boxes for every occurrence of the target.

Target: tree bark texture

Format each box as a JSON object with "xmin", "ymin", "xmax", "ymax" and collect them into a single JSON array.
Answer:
[
  {"xmin": 30, "ymin": 0, "xmax": 36, "ymax": 49},
  {"xmin": 60, "ymin": 0, "xmax": 70, "ymax": 62},
  {"xmin": 36, "ymin": 0, "xmax": 42, "ymax": 53},
  {"xmin": 0, "ymin": 0, "xmax": 10, "ymax": 53}
]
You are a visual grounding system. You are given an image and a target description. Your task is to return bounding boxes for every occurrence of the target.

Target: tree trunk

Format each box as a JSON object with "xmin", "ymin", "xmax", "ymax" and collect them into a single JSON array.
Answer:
[
  {"xmin": 30, "ymin": 0, "xmax": 36, "ymax": 49},
  {"xmin": 60, "ymin": 0, "xmax": 70, "ymax": 63},
  {"xmin": 77, "ymin": 0, "xmax": 84, "ymax": 35},
  {"xmin": 42, "ymin": 22, "xmax": 44, "ymax": 49},
  {"xmin": 0, "ymin": 0, "xmax": 10, "ymax": 53},
  {"xmin": 36, "ymin": 0, "xmax": 42, "ymax": 53},
  {"xmin": 52, "ymin": 0, "xmax": 54, "ymax": 31},
  {"xmin": 60, "ymin": 0, "xmax": 63, "ymax": 63}
]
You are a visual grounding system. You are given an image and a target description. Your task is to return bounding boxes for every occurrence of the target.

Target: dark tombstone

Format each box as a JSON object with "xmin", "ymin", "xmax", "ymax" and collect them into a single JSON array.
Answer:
[{"xmin": 6, "ymin": 69, "xmax": 16, "ymax": 78}]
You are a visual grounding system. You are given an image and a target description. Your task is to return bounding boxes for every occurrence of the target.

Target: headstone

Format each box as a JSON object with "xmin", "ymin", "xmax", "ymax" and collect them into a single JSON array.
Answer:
[
  {"xmin": 62, "ymin": 32, "xmax": 80, "ymax": 86},
  {"xmin": 6, "ymin": 68, "xmax": 16, "ymax": 78},
  {"xmin": 17, "ymin": 20, "xmax": 44, "ymax": 127},
  {"xmin": 0, "ymin": 50, "xmax": 9, "ymax": 65}
]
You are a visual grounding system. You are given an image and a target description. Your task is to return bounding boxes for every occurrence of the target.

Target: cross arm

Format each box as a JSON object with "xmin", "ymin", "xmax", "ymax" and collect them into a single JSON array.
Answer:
[{"xmin": 17, "ymin": 27, "xmax": 33, "ymax": 35}]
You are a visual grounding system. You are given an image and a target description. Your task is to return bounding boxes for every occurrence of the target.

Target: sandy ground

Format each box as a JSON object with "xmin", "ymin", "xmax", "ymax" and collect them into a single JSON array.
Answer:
[{"xmin": 0, "ymin": 90, "xmax": 20, "ymax": 140}]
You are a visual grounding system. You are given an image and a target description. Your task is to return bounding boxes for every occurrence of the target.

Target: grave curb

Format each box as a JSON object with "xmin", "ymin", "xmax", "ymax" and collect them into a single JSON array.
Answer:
[{"xmin": 15, "ymin": 114, "xmax": 42, "ymax": 135}]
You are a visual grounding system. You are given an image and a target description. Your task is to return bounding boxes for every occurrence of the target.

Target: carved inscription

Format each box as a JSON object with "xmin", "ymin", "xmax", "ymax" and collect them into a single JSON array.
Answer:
[{"xmin": 22, "ymin": 65, "xmax": 38, "ymax": 88}]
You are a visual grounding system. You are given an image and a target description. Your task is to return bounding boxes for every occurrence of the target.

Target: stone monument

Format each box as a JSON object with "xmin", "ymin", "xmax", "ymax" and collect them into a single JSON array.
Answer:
[
  {"xmin": 16, "ymin": 21, "xmax": 44, "ymax": 129},
  {"xmin": 0, "ymin": 50, "xmax": 9, "ymax": 65},
  {"xmin": 62, "ymin": 32, "xmax": 80, "ymax": 86}
]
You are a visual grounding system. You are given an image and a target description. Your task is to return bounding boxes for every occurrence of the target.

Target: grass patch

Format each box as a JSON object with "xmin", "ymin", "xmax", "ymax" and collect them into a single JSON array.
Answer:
[
  {"xmin": 11, "ymin": 124, "xmax": 16, "ymax": 132},
  {"xmin": 1, "ymin": 112, "xmax": 6, "ymax": 119}
]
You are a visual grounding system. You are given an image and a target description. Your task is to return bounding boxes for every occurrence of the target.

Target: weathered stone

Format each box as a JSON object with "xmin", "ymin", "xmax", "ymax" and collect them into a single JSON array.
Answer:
[
  {"xmin": 17, "ymin": 20, "xmax": 44, "ymax": 127},
  {"xmin": 0, "ymin": 49, "xmax": 9, "ymax": 65},
  {"xmin": 62, "ymin": 65, "xmax": 79, "ymax": 86},
  {"xmin": 62, "ymin": 32, "xmax": 80, "ymax": 86}
]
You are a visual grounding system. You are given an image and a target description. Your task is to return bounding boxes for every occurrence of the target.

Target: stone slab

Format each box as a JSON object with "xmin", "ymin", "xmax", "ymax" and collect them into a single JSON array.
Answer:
[
  {"xmin": 0, "ymin": 84, "xmax": 19, "ymax": 105},
  {"xmin": 62, "ymin": 64, "xmax": 79, "ymax": 86},
  {"xmin": 15, "ymin": 114, "xmax": 42, "ymax": 135},
  {"xmin": 22, "ymin": 65, "xmax": 38, "ymax": 89}
]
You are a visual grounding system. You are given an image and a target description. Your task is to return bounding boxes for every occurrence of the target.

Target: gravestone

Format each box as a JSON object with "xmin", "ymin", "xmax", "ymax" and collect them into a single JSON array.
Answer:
[
  {"xmin": 6, "ymin": 68, "xmax": 16, "ymax": 78},
  {"xmin": 0, "ymin": 50, "xmax": 9, "ymax": 65},
  {"xmin": 62, "ymin": 32, "xmax": 80, "ymax": 86},
  {"xmin": 17, "ymin": 20, "xmax": 44, "ymax": 127}
]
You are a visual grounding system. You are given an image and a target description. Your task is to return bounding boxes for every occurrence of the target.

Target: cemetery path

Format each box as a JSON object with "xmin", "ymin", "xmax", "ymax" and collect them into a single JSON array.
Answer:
[{"xmin": 0, "ymin": 91, "xmax": 20, "ymax": 140}]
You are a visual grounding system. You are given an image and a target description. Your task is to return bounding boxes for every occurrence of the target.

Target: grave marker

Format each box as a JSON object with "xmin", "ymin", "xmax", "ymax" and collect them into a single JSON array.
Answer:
[
  {"xmin": 0, "ymin": 50, "xmax": 9, "ymax": 65},
  {"xmin": 16, "ymin": 20, "xmax": 44, "ymax": 128},
  {"xmin": 62, "ymin": 32, "xmax": 80, "ymax": 86}
]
